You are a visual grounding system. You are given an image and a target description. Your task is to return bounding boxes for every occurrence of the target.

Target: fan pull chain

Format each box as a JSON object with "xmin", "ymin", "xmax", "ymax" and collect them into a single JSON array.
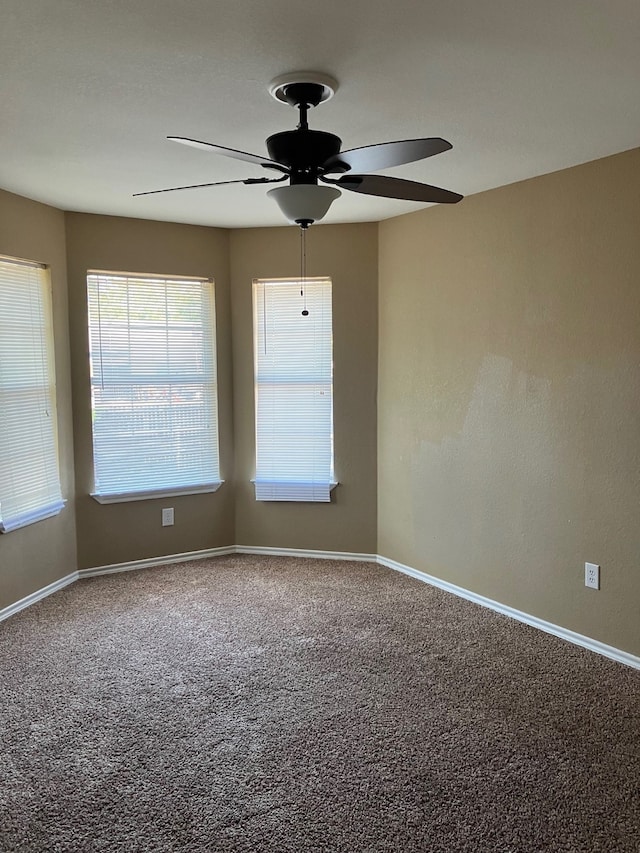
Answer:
[{"xmin": 300, "ymin": 226, "xmax": 309, "ymax": 316}]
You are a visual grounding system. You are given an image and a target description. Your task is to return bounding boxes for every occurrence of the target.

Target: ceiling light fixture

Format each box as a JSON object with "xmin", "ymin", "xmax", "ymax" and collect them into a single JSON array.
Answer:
[{"xmin": 267, "ymin": 184, "xmax": 341, "ymax": 229}]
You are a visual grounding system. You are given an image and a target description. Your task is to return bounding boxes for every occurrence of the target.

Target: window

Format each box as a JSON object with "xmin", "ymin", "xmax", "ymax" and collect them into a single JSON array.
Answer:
[
  {"xmin": 87, "ymin": 271, "xmax": 221, "ymax": 502},
  {"xmin": 253, "ymin": 277, "xmax": 334, "ymax": 501},
  {"xmin": 0, "ymin": 256, "xmax": 64, "ymax": 533}
]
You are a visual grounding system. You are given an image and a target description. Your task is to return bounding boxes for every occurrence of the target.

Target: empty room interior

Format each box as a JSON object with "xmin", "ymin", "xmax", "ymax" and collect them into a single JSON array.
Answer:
[{"xmin": 1, "ymin": 2, "xmax": 639, "ymax": 851}]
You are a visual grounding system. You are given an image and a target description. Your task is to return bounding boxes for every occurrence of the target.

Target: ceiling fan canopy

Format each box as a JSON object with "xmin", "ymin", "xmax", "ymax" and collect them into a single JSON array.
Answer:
[{"xmin": 135, "ymin": 72, "xmax": 463, "ymax": 227}]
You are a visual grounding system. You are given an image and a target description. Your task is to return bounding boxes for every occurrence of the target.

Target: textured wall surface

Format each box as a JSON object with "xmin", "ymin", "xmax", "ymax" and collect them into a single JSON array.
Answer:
[
  {"xmin": 65, "ymin": 214, "xmax": 235, "ymax": 569},
  {"xmin": 230, "ymin": 224, "xmax": 378, "ymax": 554},
  {"xmin": 3, "ymin": 147, "xmax": 639, "ymax": 660},
  {"xmin": 378, "ymin": 148, "xmax": 640, "ymax": 656},
  {"xmin": 0, "ymin": 190, "xmax": 77, "ymax": 608}
]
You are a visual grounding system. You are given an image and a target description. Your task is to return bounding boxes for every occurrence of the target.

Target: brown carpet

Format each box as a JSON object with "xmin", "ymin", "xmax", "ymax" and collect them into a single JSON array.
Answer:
[{"xmin": 0, "ymin": 555, "xmax": 638, "ymax": 852}]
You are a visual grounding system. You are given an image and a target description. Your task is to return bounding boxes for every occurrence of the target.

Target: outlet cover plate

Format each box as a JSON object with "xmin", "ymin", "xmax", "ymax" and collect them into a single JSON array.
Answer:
[
  {"xmin": 162, "ymin": 507, "xmax": 174, "ymax": 527},
  {"xmin": 585, "ymin": 562, "xmax": 600, "ymax": 590}
]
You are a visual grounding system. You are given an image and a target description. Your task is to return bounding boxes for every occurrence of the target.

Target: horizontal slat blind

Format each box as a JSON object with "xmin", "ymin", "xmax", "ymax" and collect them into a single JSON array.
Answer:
[
  {"xmin": 87, "ymin": 272, "xmax": 220, "ymax": 499},
  {"xmin": 0, "ymin": 257, "xmax": 64, "ymax": 533},
  {"xmin": 253, "ymin": 277, "xmax": 334, "ymax": 501}
]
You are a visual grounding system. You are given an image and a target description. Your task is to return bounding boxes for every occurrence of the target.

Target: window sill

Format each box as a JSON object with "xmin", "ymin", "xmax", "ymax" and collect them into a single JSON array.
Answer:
[
  {"xmin": 252, "ymin": 480, "xmax": 338, "ymax": 502},
  {"xmin": 0, "ymin": 500, "xmax": 66, "ymax": 534},
  {"xmin": 91, "ymin": 482, "xmax": 224, "ymax": 504}
]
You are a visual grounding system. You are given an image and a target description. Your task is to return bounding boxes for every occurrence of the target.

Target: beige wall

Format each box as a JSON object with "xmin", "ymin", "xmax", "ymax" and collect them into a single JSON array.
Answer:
[
  {"xmin": 230, "ymin": 224, "xmax": 378, "ymax": 553},
  {"xmin": 378, "ymin": 148, "xmax": 640, "ymax": 656},
  {"xmin": 0, "ymin": 190, "xmax": 77, "ymax": 608},
  {"xmin": 64, "ymin": 214, "xmax": 235, "ymax": 569},
  {"xmin": 3, "ymin": 148, "xmax": 639, "ymax": 660}
]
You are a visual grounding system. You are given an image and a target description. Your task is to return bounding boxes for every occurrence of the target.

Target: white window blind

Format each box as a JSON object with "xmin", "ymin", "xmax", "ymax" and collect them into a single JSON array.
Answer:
[
  {"xmin": 0, "ymin": 256, "xmax": 64, "ymax": 533},
  {"xmin": 87, "ymin": 272, "xmax": 221, "ymax": 502},
  {"xmin": 253, "ymin": 277, "xmax": 334, "ymax": 501}
]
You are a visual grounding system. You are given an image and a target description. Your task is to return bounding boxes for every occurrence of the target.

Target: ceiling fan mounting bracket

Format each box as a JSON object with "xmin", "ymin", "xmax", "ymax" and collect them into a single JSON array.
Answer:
[{"xmin": 268, "ymin": 72, "xmax": 338, "ymax": 107}]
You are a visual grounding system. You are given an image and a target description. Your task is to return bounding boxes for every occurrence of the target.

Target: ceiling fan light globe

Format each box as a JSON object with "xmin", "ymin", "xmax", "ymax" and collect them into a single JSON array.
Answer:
[{"xmin": 268, "ymin": 185, "xmax": 341, "ymax": 225}]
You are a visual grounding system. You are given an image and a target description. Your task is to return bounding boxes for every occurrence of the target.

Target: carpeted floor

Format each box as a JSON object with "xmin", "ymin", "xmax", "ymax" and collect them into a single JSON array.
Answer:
[{"xmin": 0, "ymin": 555, "xmax": 638, "ymax": 852}]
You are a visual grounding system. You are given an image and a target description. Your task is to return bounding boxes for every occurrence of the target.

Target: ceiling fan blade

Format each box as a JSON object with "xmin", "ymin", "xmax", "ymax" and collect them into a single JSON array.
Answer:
[
  {"xmin": 329, "ymin": 174, "xmax": 463, "ymax": 204},
  {"xmin": 133, "ymin": 176, "xmax": 285, "ymax": 197},
  {"xmin": 322, "ymin": 138, "xmax": 452, "ymax": 175},
  {"xmin": 168, "ymin": 136, "xmax": 288, "ymax": 173}
]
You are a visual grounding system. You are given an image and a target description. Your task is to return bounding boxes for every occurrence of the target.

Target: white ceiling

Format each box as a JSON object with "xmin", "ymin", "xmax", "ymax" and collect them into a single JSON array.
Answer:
[{"xmin": 2, "ymin": 0, "xmax": 639, "ymax": 229}]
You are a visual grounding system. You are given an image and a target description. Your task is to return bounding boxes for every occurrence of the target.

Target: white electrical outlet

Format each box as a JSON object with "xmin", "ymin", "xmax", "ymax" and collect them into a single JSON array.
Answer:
[
  {"xmin": 585, "ymin": 562, "xmax": 600, "ymax": 590},
  {"xmin": 161, "ymin": 507, "xmax": 174, "ymax": 527}
]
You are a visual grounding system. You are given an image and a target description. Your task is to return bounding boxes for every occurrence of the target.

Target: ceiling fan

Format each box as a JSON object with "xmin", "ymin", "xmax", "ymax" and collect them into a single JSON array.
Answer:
[{"xmin": 135, "ymin": 72, "xmax": 463, "ymax": 228}]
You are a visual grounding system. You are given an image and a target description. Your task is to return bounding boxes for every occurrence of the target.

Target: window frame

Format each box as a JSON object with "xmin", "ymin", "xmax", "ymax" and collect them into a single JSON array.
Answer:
[
  {"xmin": 86, "ymin": 270, "xmax": 223, "ymax": 504},
  {"xmin": 252, "ymin": 276, "xmax": 336, "ymax": 502},
  {"xmin": 0, "ymin": 254, "xmax": 65, "ymax": 533}
]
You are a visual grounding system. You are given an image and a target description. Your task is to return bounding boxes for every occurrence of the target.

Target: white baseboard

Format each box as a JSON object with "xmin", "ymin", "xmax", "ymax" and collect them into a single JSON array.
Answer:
[
  {"xmin": 377, "ymin": 554, "xmax": 640, "ymax": 671},
  {"xmin": 77, "ymin": 546, "xmax": 236, "ymax": 578},
  {"xmin": 235, "ymin": 545, "xmax": 377, "ymax": 562},
  {"xmin": 0, "ymin": 571, "xmax": 78, "ymax": 623},
  {"xmin": 3, "ymin": 546, "xmax": 638, "ymax": 670}
]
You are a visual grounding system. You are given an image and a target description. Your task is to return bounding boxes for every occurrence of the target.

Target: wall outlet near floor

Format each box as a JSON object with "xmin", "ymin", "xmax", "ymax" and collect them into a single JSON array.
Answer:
[
  {"xmin": 161, "ymin": 507, "xmax": 174, "ymax": 527},
  {"xmin": 585, "ymin": 562, "xmax": 600, "ymax": 590}
]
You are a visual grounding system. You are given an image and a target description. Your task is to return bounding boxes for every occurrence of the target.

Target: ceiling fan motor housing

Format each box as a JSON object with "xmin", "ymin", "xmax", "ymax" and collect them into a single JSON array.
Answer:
[{"xmin": 266, "ymin": 130, "xmax": 343, "ymax": 183}]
